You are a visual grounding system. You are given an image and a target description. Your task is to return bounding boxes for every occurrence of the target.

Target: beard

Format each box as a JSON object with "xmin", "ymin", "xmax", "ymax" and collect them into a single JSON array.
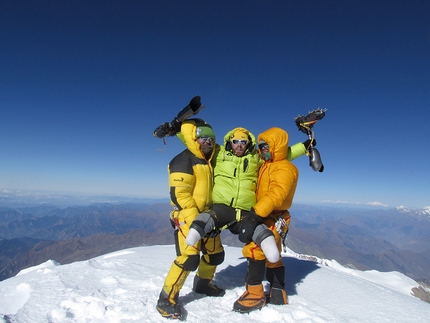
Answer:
[{"xmin": 201, "ymin": 144, "xmax": 214, "ymax": 158}]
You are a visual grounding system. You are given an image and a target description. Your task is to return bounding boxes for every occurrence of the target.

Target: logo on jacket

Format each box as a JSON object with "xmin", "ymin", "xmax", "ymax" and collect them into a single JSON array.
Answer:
[{"xmin": 174, "ymin": 177, "xmax": 184, "ymax": 182}]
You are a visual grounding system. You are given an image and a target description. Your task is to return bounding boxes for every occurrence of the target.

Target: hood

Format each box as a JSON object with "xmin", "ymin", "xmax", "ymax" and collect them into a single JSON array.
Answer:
[
  {"xmin": 257, "ymin": 127, "xmax": 289, "ymax": 162},
  {"xmin": 176, "ymin": 118, "xmax": 215, "ymax": 158},
  {"xmin": 223, "ymin": 127, "xmax": 257, "ymax": 154}
]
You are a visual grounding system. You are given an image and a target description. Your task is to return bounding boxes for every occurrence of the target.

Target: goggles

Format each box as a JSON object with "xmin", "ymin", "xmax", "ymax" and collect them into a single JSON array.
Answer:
[
  {"xmin": 199, "ymin": 136, "xmax": 215, "ymax": 143},
  {"xmin": 258, "ymin": 143, "xmax": 269, "ymax": 150},
  {"xmin": 231, "ymin": 139, "xmax": 248, "ymax": 145}
]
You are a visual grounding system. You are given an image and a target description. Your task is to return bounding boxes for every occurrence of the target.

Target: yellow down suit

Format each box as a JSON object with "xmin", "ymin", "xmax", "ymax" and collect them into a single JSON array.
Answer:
[{"xmin": 159, "ymin": 119, "xmax": 224, "ymax": 306}]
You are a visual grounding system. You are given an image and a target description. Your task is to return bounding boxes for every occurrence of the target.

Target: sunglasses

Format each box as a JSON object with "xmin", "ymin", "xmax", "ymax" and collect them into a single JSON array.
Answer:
[
  {"xmin": 199, "ymin": 136, "xmax": 215, "ymax": 143},
  {"xmin": 231, "ymin": 140, "xmax": 248, "ymax": 145},
  {"xmin": 258, "ymin": 143, "xmax": 269, "ymax": 150}
]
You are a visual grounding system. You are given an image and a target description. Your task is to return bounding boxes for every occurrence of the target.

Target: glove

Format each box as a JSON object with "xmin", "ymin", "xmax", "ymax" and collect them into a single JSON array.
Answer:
[
  {"xmin": 238, "ymin": 208, "xmax": 263, "ymax": 244},
  {"xmin": 153, "ymin": 118, "xmax": 182, "ymax": 138},
  {"xmin": 303, "ymin": 139, "xmax": 316, "ymax": 149},
  {"xmin": 228, "ymin": 222, "xmax": 240, "ymax": 235}
]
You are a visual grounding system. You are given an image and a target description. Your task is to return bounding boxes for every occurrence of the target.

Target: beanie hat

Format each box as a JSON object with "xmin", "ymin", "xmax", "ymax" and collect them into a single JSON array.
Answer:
[
  {"xmin": 196, "ymin": 125, "xmax": 215, "ymax": 138},
  {"xmin": 230, "ymin": 130, "xmax": 248, "ymax": 141}
]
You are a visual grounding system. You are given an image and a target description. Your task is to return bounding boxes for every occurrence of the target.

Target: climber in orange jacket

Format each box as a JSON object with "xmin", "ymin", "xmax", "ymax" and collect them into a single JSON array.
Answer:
[{"xmin": 233, "ymin": 127, "xmax": 299, "ymax": 313}]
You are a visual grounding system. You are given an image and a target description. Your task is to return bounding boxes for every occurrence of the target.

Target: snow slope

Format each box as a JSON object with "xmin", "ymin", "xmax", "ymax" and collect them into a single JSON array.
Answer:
[{"xmin": 1, "ymin": 245, "xmax": 429, "ymax": 323}]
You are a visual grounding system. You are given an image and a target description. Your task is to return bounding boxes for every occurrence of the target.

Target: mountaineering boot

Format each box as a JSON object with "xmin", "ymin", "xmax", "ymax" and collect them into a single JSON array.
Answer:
[
  {"xmin": 266, "ymin": 266, "xmax": 288, "ymax": 304},
  {"xmin": 193, "ymin": 275, "xmax": 225, "ymax": 297},
  {"xmin": 259, "ymin": 235, "xmax": 280, "ymax": 263},
  {"xmin": 233, "ymin": 284, "xmax": 266, "ymax": 313},
  {"xmin": 269, "ymin": 287, "xmax": 288, "ymax": 305},
  {"xmin": 156, "ymin": 291, "xmax": 182, "ymax": 320},
  {"xmin": 156, "ymin": 299, "xmax": 182, "ymax": 320},
  {"xmin": 251, "ymin": 224, "xmax": 279, "ymax": 263},
  {"xmin": 156, "ymin": 261, "xmax": 191, "ymax": 320},
  {"xmin": 186, "ymin": 212, "xmax": 217, "ymax": 246},
  {"xmin": 186, "ymin": 227, "xmax": 202, "ymax": 246}
]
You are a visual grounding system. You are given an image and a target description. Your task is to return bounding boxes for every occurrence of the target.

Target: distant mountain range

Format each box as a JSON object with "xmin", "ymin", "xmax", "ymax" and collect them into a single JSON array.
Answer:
[{"xmin": 1, "ymin": 202, "xmax": 430, "ymax": 286}]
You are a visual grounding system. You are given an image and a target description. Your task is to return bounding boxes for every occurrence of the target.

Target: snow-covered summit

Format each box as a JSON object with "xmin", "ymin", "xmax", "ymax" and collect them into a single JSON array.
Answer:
[
  {"xmin": 396, "ymin": 205, "xmax": 430, "ymax": 217},
  {"xmin": 1, "ymin": 245, "xmax": 429, "ymax": 323}
]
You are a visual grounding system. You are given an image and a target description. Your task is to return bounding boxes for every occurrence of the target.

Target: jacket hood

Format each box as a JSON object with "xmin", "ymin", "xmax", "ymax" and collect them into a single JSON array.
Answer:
[
  {"xmin": 176, "ymin": 118, "xmax": 215, "ymax": 159},
  {"xmin": 223, "ymin": 127, "xmax": 257, "ymax": 154},
  {"xmin": 257, "ymin": 127, "xmax": 289, "ymax": 162}
]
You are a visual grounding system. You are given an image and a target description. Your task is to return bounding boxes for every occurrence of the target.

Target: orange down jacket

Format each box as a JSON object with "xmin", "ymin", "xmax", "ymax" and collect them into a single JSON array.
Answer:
[{"xmin": 253, "ymin": 127, "xmax": 299, "ymax": 217}]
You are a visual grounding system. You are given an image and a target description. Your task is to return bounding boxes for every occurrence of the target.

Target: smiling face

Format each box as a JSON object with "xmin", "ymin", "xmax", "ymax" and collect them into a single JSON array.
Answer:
[{"xmin": 231, "ymin": 139, "xmax": 249, "ymax": 157}]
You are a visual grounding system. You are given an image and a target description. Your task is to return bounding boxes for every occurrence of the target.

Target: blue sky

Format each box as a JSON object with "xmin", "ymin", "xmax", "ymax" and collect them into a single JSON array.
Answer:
[{"xmin": 1, "ymin": 1, "xmax": 429, "ymax": 208}]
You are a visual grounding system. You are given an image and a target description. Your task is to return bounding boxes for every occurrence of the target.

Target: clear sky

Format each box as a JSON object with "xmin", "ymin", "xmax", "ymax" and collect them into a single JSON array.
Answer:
[{"xmin": 1, "ymin": 1, "xmax": 429, "ymax": 208}]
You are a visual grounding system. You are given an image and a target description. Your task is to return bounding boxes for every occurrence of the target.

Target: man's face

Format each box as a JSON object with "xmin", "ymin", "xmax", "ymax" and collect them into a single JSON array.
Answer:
[
  {"xmin": 197, "ymin": 136, "xmax": 215, "ymax": 155},
  {"xmin": 231, "ymin": 139, "xmax": 248, "ymax": 157},
  {"xmin": 259, "ymin": 143, "xmax": 271, "ymax": 160}
]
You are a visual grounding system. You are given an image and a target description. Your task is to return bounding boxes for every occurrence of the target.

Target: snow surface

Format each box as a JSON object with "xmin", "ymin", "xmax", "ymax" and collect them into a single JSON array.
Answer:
[{"xmin": 1, "ymin": 245, "xmax": 429, "ymax": 323}]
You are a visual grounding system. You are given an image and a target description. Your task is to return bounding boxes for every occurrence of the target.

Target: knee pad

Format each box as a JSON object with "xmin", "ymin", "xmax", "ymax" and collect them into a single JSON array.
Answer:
[
  {"xmin": 202, "ymin": 250, "xmax": 225, "ymax": 266},
  {"xmin": 252, "ymin": 224, "xmax": 274, "ymax": 246},
  {"xmin": 190, "ymin": 211, "xmax": 216, "ymax": 237},
  {"xmin": 181, "ymin": 254, "xmax": 200, "ymax": 271}
]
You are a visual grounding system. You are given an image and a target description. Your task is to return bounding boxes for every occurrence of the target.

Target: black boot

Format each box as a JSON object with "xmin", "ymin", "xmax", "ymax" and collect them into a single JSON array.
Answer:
[
  {"xmin": 193, "ymin": 275, "xmax": 225, "ymax": 297},
  {"xmin": 269, "ymin": 287, "xmax": 288, "ymax": 305},
  {"xmin": 266, "ymin": 266, "xmax": 288, "ymax": 305}
]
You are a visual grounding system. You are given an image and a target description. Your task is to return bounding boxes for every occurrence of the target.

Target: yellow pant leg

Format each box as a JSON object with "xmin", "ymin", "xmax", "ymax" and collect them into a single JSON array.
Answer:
[
  {"xmin": 161, "ymin": 261, "xmax": 191, "ymax": 304},
  {"xmin": 242, "ymin": 241, "xmax": 266, "ymax": 260},
  {"xmin": 161, "ymin": 210, "xmax": 202, "ymax": 304},
  {"xmin": 197, "ymin": 235, "xmax": 224, "ymax": 280}
]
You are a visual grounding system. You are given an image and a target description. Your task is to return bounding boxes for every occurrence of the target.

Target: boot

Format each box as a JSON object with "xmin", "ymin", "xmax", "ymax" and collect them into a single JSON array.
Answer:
[
  {"xmin": 269, "ymin": 287, "xmax": 288, "ymax": 305},
  {"xmin": 193, "ymin": 275, "xmax": 225, "ymax": 297},
  {"xmin": 233, "ymin": 284, "xmax": 266, "ymax": 313},
  {"xmin": 252, "ymin": 224, "xmax": 280, "ymax": 263},
  {"xmin": 266, "ymin": 266, "xmax": 288, "ymax": 304},
  {"xmin": 260, "ymin": 235, "xmax": 280, "ymax": 263},
  {"xmin": 186, "ymin": 227, "xmax": 202, "ymax": 246},
  {"xmin": 156, "ymin": 291, "xmax": 182, "ymax": 319},
  {"xmin": 156, "ymin": 262, "xmax": 190, "ymax": 319}
]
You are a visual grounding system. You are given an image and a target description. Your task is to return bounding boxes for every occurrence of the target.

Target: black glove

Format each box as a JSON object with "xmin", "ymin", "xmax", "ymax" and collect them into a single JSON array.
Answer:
[
  {"xmin": 228, "ymin": 222, "xmax": 240, "ymax": 235},
  {"xmin": 238, "ymin": 208, "xmax": 263, "ymax": 244},
  {"xmin": 303, "ymin": 139, "xmax": 316, "ymax": 149},
  {"xmin": 153, "ymin": 118, "xmax": 182, "ymax": 138}
]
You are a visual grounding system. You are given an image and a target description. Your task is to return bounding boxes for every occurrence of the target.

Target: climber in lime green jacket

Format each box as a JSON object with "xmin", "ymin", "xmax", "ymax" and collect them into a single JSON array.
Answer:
[{"xmin": 186, "ymin": 127, "xmax": 307, "ymax": 256}]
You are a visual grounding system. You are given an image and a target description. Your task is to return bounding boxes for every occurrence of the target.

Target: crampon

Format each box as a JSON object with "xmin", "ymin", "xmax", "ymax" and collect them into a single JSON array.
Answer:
[{"xmin": 294, "ymin": 108, "xmax": 327, "ymax": 172}]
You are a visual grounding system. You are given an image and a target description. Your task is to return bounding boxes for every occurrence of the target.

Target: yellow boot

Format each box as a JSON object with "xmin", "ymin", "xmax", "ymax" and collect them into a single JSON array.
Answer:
[{"xmin": 233, "ymin": 284, "xmax": 266, "ymax": 313}]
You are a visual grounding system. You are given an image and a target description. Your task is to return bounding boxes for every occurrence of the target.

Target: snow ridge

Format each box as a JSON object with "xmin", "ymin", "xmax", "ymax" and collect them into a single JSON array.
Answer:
[{"xmin": 0, "ymin": 245, "xmax": 429, "ymax": 323}]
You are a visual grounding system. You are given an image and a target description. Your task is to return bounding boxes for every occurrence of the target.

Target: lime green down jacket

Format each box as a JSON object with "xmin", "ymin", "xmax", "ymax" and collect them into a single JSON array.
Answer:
[{"xmin": 211, "ymin": 127, "xmax": 306, "ymax": 211}]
